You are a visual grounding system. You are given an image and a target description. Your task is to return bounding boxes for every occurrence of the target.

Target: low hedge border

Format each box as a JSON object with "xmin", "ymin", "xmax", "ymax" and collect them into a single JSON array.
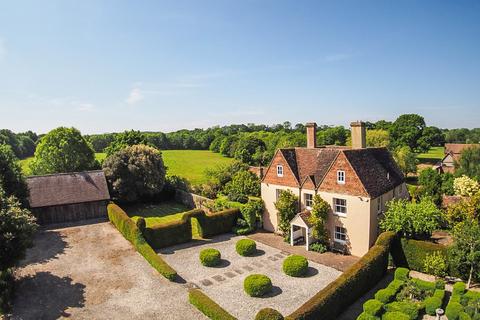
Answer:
[
  {"xmin": 188, "ymin": 289, "xmax": 237, "ymax": 320},
  {"xmin": 107, "ymin": 203, "xmax": 177, "ymax": 281},
  {"xmin": 285, "ymin": 231, "xmax": 396, "ymax": 320}
]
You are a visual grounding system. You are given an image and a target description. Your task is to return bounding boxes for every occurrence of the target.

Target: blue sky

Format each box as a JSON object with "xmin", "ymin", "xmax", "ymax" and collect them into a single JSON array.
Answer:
[{"xmin": 0, "ymin": 1, "xmax": 479, "ymax": 134}]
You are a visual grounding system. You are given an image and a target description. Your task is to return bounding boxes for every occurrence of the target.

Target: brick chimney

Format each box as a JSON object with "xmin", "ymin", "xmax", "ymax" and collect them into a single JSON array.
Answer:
[
  {"xmin": 306, "ymin": 122, "xmax": 317, "ymax": 149},
  {"xmin": 350, "ymin": 121, "xmax": 366, "ymax": 149}
]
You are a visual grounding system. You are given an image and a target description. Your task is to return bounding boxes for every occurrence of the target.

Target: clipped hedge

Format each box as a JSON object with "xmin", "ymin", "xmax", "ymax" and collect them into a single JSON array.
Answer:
[
  {"xmin": 107, "ymin": 203, "xmax": 177, "ymax": 281},
  {"xmin": 411, "ymin": 278, "xmax": 436, "ymax": 295},
  {"xmin": 384, "ymin": 301, "xmax": 419, "ymax": 320},
  {"xmin": 363, "ymin": 299, "xmax": 383, "ymax": 316},
  {"xmin": 357, "ymin": 312, "xmax": 380, "ymax": 320},
  {"xmin": 386, "ymin": 279, "xmax": 404, "ymax": 293},
  {"xmin": 244, "ymin": 274, "xmax": 273, "ymax": 297},
  {"xmin": 255, "ymin": 308, "xmax": 284, "ymax": 320},
  {"xmin": 283, "ymin": 255, "xmax": 308, "ymax": 277},
  {"xmin": 446, "ymin": 302, "xmax": 465, "ymax": 320},
  {"xmin": 236, "ymin": 239, "xmax": 257, "ymax": 256},
  {"xmin": 391, "ymin": 238, "xmax": 448, "ymax": 273},
  {"xmin": 194, "ymin": 208, "xmax": 240, "ymax": 238},
  {"xmin": 189, "ymin": 289, "xmax": 237, "ymax": 320},
  {"xmin": 424, "ymin": 296, "xmax": 442, "ymax": 316},
  {"xmin": 200, "ymin": 248, "xmax": 221, "ymax": 267},
  {"xmin": 394, "ymin": 267, "xmax": 409, "ymax": 281},
  {"xmin": 286, "ymin": 231, "xmax": 396, "ymax": 320},
  {"xmin": 0, "ymin": 269, "xmax": 14, "ymax": 315},
  {"xmin": 382, "ymin": 311, "xmax": 409, "ymax": 320},
  {"xmin": 374, "ymin": 288, "xmax": 396, "ymax": 304}
]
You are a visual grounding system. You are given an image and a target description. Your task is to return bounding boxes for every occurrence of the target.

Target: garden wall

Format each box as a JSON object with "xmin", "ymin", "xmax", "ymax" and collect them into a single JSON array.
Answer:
[{"xmin": 175, "ymin": 189, "xmax": 214, "ymax": 210}]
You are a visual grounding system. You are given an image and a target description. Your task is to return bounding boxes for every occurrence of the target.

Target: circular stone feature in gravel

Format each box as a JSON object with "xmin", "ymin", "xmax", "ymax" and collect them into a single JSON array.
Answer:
[
  {"xmin": 236, "ymin": 239, "xmax": 257, "ymax": 256},
  {"xmin": 282, "ymin": 255, "xmax": 308, "ymax": 277},
  {"xmin": 244, "ymin": 274, "xmax": 273, "ymax": 297},
  {"xmin": 199, "ymin": 248, "xmax": 221, "ymax": 267}
]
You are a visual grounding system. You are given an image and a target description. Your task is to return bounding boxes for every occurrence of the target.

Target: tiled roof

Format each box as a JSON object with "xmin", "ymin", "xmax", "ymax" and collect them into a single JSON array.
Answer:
[
  {"xmin": 27, "ymin": 170, "xmax": 110, "ymax": 208},
  {"xmin": 445, "ymin": 143, "xmax": 480, "ymax": 155}
]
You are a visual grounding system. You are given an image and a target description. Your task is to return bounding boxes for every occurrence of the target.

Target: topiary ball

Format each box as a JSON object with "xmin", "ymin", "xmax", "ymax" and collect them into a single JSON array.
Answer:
[
  {"xmin": 282, "ymin": 255, "xmax": 308, "ymax": 277},
  {"xmin": 199, "ymin": 248, "xmax": 221, "ymax": 267},
  {"xmin": 255, "ymin": 308, "xmax": 284, "ymax": 320},
  {"xmin": 244, "ymin": 274, "xmax": 272, "ymax": 297},
  {"xmin": 236, "ymin": 239, "xmax": 257, "ymax": 256},
  {"xmin": 136, "ymin": 217, "xmax": 146, "ymax": 232}
]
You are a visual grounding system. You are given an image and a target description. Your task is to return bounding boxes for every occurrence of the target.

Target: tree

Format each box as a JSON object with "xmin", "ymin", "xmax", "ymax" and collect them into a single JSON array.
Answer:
[
  {"xmin": 445, "ymin": 193, "xmax": 480, "ymax": 227},
  {"xmin": 103, "ymin": 145, "xmax": 166, "ymax": 203},
  {"xmin": 418, "ymin": 126, "xmax": 445, "ymax": 151},
  {"xmin": 449, "ymin": 220, "xmax": 480, "ymax": 288},
  {"xmin": 418, "ymin": 168, "xmax": 443, "ymax": 205},
  {"xmin": 233, "ymin": 137, "xmax": 267, "ymax": 165},
  {"xmin": 223, "ymin": 171, "xmax": 260, "ymax": 203},
  {"xmin": 454, "ymin": 175, "xmax": 480, "ymax": 197},
  {"xmin": 105, "ymin": 130, "xmax": 148, "ymax": 156},
  {"xmin": 456, "ymin": 147, "xmax": 480, "ymax": 181},
  {"xmin": 390, "ymin": 114, "xmax": 426, "ymax": 152},
  {"xmin": 308, "ymin": 195, "xmax": 330, "ymax": 242},
  {"xmin": 0, "ymin": 145, "xmax": 28, "ymax": 205},
  {"xmin": 30, "ymin": 127, "xmax": 97, "ymax": 175},
  {"xmin": 366, "ymin": 129, "xmax": 390, "ymax": 148},
  {"xmin": 0, "ymin": 187, "xmax": 37, "ymax": 270},
  {"xmin": 393, "ymin": 146, "xmax": 418, "ymax": 176},
  {"xmin": 274, "ymin": 190, "xmax": 298, "ymax": 241},
  {"xmin": 380, "ymin": 197, "xmax": 442, "ymax": 239}
]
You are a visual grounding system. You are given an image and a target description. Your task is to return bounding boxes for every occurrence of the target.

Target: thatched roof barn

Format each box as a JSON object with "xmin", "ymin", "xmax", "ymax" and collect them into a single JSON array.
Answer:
[{"xmin": 26, "ymin": 170, "xmax": 111, "ymax": 225}]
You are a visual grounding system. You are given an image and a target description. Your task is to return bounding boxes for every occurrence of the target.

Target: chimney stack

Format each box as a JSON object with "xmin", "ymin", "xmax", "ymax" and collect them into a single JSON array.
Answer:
[
  {"xmin": 350, "ymin": 121, "xmax": 366, "ymax": 149},
  {"xmin": 306, "ymin": 122, "xmax": 317, "ymax": 149}
]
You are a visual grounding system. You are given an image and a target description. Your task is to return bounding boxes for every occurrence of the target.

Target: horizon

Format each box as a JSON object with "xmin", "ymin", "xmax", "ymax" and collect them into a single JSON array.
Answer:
[{"xmin": 1, "ymin": 1, "xmax": 479, "ymax": 134}]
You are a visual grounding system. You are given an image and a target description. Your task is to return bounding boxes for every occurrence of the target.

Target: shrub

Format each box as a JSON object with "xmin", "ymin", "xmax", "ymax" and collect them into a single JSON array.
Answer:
[
  {"xmin": 357, "ymin": 312, "xmax": 380, "ymax": 320},
  {"xmin": 387, "ymin": 279, "xmax": 404, "ymax": 293},
  {"xmin": 107, "ymin": 203, "xmax": 177, "ymax": 281},
  {"xmin": 363, "ymin": 299, "xmax": 383, "ymax": 316},
  {"xmin": 381, "ymin": 311, "xmax": 409, "ymax": 320},
  {"xmin": 394, "ymin": 268, "xmax": 410, "ymax": 281},
  {"xmin": 424, "ymin": 296, "xmax": 442, "ymax": 315},
  {"xmin": 309, "ymin": 242, "xmax": 327, "ymax": 253},
  {"xmin": 446, "ymin": 302, "xmax": 465, "ymax": 320},
  {"xmin": 411, "ymin": 278, "xmax": 436, "ymax": 295},
  {"xmin": 188, "ymin": 289, "xmax": 236, "ymax": 320},
  {"xmin": 384, "ymin": 301, "xmax": 419, "ymax": 320},
  {"xmin": 224, "ymin": 171, "xmax": 260, "ymax": 203},
  {"xmin": 435, "ymin": 279, "xmax": 446, "ymax": 289},
  {"xmin": 236, "ymin": 239, "xmax": 257, "ymax": 256},
  {"xmin": 453, "ymin": 282, "xmax": 467, "ymax": 296},
  {"xmin": 193, "ymin": 208, "xmax": 240, "ymax": 238},
  {"xmin": 255, "ymin": 308, "xmax": 284, "ymax": 320},
  {"xmin": 374, "ymin": 288, "xmax": 396, "ymax": 304},
  {"xmin": 287, "ymin": 232, "xmax": 395, "ymax": 320},
  {"xmin": 423, "ymin": 251, "xmax": 448, "ymax": 277},
  {"xmin": 0, "ymin": 269, "xmax": 14, "ymax": 315},
  {"xmin": 283, "ymin": 255, "xmax": 308, "ymax": 277},
  {"xmin": 459, "ymin": 312, "xmax": 472, "ymax": 320},
  {"xmin": 200, "ymin": 248, "xmax": 221, "ymax": 267},
  {"xmin": 244, "ymin": 274, "xmax": 273, "ymax": 297},
  {"xmin": 391, "ymin": 238, "xmax": 448, "ymax": 273}
]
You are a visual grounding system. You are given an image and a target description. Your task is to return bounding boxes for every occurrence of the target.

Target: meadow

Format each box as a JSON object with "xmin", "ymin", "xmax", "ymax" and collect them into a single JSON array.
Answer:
[
  {"xmin": 417, "ymin": 146, "xmax": 445, "ymax": 165},
  {"xmin": 20, "ymin": 150, "xmax": 233, "ymax": 185}
]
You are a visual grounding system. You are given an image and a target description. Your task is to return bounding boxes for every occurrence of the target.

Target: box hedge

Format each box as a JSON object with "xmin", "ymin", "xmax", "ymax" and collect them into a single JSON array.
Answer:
[
  {"xmin": 394, "ymin": 268, "xmax": 409, "ymax": 281},
  {"xmin": 193, "ymin": 208, "xmax": 240, "ymax": 238},
  {"xmin": 188, "ymin": 289, "xmax": 237, "ymax": 320},
  {"xmin": 446, "ymin": 302, "xmax": 465, "ymax": 320},
  {"xmin": 390, "ymin": 238, "xmax": 448, "ymax": 273},
  {"xmin": 363, "ymin": 299, "xmax": 383, "ymax": 316},
  {"xmin": 255, "ymin": 308, "xmax": 284, "ymax": 320},
  {"xmin": 244, "ymin": 274, "xmax": 273, "ymax": 297},
  {"xmin": 357, "ymin": 312, "xmax": 380, "ymax": 320},
  {"xmin": 286, "ymin": 231, "xmax": 395, "ymax": 320},
  {"xmin": 374, "ymin": 288, "xmax": 396, "ymax": 304},
  {"xmin": 386, "ymin": 279, "xmax": 404, "ymax": 293},
  {"xmin": 383, "ymin": 301, "xmax": 419, "ymax": 320},
  {"xmin": 411, "ymin": 278, "xmax": 436, "ymax": 295},
  {"xmin": 424, "ymin": 296, "xmax": 442, "ymax": 315},
  {"xmin": 107, "ymin": 203, "xmax": 177, "ymax": 281},
  {"xmin": 381, "ymin": 311, "xmax": 409, "ymax": 320},
  {"xmin": 236, "ymin": 239, "xmax": 257, "ymax": 256},
  {"xmin": 199, "ymin": 248, "xmax": 221, "ymax": 267},
  {"xmin": 283, "ymin": 255, "xmax": 309, "ymax": 277}
]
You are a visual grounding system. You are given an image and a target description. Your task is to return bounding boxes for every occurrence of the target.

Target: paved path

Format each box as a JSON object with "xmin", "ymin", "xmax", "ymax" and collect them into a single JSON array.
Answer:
[
  {"xmin": 11, "ymin": 222, "xmax": 206, "ymax": 320},
  {"xmin": 248, "ymin": 231, "xmax": 360, "ymax": 272}
]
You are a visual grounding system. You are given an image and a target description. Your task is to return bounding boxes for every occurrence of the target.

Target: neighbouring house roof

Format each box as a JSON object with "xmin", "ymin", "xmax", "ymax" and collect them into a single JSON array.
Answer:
[
  {"xmin": 445, "ymin": 143, "xmax": 480, "ymax": 155},
  {"xmin": 27, "ymin": 170, "xmax": 110, "ymax": 208},
  {"xmin": 266, "ymin": 146, "xmax": 405, "ymax": 198}
]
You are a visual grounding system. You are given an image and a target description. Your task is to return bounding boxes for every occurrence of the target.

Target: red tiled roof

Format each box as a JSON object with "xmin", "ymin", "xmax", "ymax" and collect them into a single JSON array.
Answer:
[{"xmin": 445, "ymin": 144, "xmax": 480, "ymax": 155}]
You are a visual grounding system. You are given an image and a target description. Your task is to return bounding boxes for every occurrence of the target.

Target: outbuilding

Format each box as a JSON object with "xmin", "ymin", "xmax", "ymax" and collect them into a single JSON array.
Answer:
[{"xmin": 27, "ymin": 170, "xmax": 111, "ymax": 225}]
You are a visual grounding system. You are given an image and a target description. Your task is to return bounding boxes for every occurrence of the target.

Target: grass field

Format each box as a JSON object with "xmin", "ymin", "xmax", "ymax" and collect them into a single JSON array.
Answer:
[
  {"xmin": 417, "ymin": 146, "xmax": 445, "ymax": 165},
  {"xmin": 19, "ymin": 150, "xmax": 233, "ymax": 184}
]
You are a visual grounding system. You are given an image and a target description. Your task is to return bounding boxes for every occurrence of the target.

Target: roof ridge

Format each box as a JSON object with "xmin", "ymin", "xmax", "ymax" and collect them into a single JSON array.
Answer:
[{"xmin": 26, "ymin": 170, "xmax": 104, "ymax": 179}]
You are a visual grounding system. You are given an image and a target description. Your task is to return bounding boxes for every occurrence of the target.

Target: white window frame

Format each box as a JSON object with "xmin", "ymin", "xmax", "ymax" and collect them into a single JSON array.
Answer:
[
  {"xmin": 304, "ymin": 193, "xmax": 313, "ymax": 209},
  {"xmin": 276, "ymin": 165, "xmax": 284, "ymax": 177},
  {"xmin": 333, "ymin": 198, "xmax": 347, "ymax": 217},
  {"xmin": 334, "ymin": 226, "xmax": 347, "ymax": 244},
  {"xmin": 337, "ymin": 170, "xmax": 345, "ymax": 184}
]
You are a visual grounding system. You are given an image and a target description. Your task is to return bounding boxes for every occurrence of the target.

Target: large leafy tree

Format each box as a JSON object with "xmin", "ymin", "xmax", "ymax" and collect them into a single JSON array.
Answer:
[
  {"xmin": 390, "ymin": 114, "xmax": 426, "ymax": 152},
  {"xmin": 380, "ymin": 197, "xmax": 442, "ymax": 239},
  {"xmin": 0, "ymin": 187, "xmax": 37, "ymax": 270},
  {"xmin": 393, "ymin": 146, "xmax": 418, "ymax": 176},
  {"xmin": 30, "ymin": 127, "xmax": 97, "ymax": 175},
  {"xmin": 308, "ymin": 195, "xmax": 330, "ymax": 242},
  {"xmin": 366, "ymin": 129, "xmax": 390, "ymax": 148},
  {"xmin": 449, "ymin": 220, "xmax": 480, "ymax": 288},
  {"xmin": 103, "ymin": 145, "xmax": 166, "ymax": 203},
  {"xmin": 456, "ymin": 146, "xmax": 480, "ymax": 181},
  {"xmin": 0, "ymin": 144, "xmax": 29, "ymax": 205},
  {"xmin": 418, "ymin": 126, "xmax": 445, "ymax": 151},
  {"xmin": 274, "ymin": 190, "xmax": 298, "ymax": 241},
  {"xmin": 233, "ymin": 137, "xmax": 267, "ymax": 165},
  {"xmin": 223, "ymin": 170, "xmax": 260, "ymax": 203},
  {"xmin": 105, "ymin": 130, "xmax": 148, "ymax": 156}
]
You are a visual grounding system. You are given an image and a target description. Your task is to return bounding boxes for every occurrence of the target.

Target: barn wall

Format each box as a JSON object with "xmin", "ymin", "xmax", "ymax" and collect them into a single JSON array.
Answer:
[{"xmin": 32, "ymin": 200, "xmax": 108, "ymax": 225}]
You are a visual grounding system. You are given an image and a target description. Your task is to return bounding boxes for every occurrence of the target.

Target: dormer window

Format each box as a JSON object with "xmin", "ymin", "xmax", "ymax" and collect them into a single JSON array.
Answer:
[
  {"xmin": 277, "ymin": 165, "xmax": 284, "ymax": 177},
  {"xmin": 337, "ymin": 170, "xmax": 345, "ymax": 184}
]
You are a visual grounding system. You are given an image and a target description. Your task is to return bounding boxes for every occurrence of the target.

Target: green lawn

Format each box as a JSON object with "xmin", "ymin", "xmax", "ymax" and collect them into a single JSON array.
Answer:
[
  {"xmin": 417, "ymin": 147, "xmax": 445, "ymax": 165},
  {"xmin": 125, "ymin": 201, "xmax": 191, "ymax": 227}
]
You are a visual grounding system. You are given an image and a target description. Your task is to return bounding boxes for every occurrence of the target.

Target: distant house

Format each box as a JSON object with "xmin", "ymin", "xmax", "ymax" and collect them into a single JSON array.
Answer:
[
  {"xmin": 434, "ymin": 143, "xmax": 480, "ymax": 173},
  {"xmin": 260, "ymin": 121, "xmax": 409, "ymax": 256},
  {"xmin": 27, "ymin": 170, "xmax": 111, "ymax": 225}
]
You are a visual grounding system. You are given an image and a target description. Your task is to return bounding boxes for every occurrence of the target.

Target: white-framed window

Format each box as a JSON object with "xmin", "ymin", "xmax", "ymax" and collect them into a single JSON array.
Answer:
[
  {"xmin": 333, "ymin": 198, "xmax": 347, "ymax": 216},
  {"xmin": 337, "ymin": 170, "xmax": 345, "ymax": 184},
  {"xmin": 304, "ymin": 193, "xmax": 313, "ymax": 209},
  {"xmin": 277, "ymin": 165, "xmax": 284, "ymax": 177},
  {"xmin": 276, "ymin": 189, "xmax": 282, "ymax": 201},
  {"xmin": 334, "ymin": 226, "xmax": 347, "ymax": 243}
]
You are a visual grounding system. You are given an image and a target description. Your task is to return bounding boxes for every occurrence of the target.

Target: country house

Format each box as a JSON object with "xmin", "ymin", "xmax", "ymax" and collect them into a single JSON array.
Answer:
[
  {"xmin": 434, "ymin": 143, "xmax": 480, "ymax": 173},
  {"xmin": 260, "ymin": 121, "xmax": 409, "ymax": 256}
]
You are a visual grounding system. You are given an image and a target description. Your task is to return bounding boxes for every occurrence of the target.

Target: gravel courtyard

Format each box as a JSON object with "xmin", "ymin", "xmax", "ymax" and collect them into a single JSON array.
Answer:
[
  {"xmin": 159, "ymin": 233, "xmax": 342, "ymax": 320},
  {"xmin": 12, "ymin": 222, "xmax": 206, "ymax": 320}
]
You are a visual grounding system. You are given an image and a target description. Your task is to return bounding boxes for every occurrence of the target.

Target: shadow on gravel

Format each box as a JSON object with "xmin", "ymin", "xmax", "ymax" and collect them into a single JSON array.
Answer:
[
  {"xmin": 18, "ymin": 230, "xmax": 69, "ymax": 267},
  {"xmin": 261, "ymin": 286, "xmax": 283, "ymax": 298},
  {"xmin": 12, "ymin": 272, "xmax": 86, "ymax": 320},
  {"xmin": 304, "ymin": 267, "xmax": 319, "ymax": 277}
]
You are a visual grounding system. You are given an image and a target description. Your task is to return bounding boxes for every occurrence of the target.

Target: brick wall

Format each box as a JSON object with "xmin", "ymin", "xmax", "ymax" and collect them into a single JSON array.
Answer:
[{"xmin": 262, "ymin": 151, "xmax": 299, "ymax": 188}]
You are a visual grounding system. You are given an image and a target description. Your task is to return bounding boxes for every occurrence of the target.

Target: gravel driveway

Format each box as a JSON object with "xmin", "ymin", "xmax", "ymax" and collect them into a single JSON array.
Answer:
[
  {"xmin": 159, "ymin": 234, "xmax": 341, "ymax": 320},
  {"xmin": 11, "ymin": 222, "xmax": 206, "ymax": 320}
]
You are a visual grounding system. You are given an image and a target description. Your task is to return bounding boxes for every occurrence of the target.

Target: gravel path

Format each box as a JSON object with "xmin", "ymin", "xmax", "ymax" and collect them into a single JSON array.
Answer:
[
  {"xmin": 11, "ymin": 222, "xmax": 206, "ymax": 320},
  {"xmin": 159, "ymin": 233, "xmax": 341, "ymax": 320}
]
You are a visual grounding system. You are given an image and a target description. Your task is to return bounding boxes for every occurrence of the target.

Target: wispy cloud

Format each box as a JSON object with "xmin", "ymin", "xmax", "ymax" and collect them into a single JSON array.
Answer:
[{"xmin": 126, "ymin": 87, "xmax": 144, "ymax": 105}]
